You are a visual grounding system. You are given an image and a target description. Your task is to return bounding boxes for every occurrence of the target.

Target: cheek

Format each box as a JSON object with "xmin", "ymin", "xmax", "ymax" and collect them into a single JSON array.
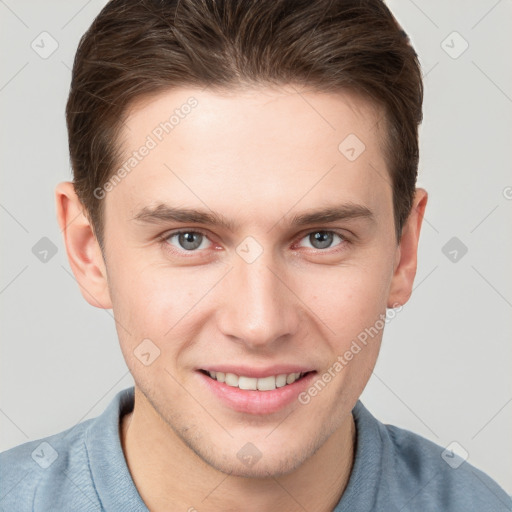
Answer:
[
  {"xmin": 299, "ymin": 265, "xmax": 390, "ymax": 408},
  {"xmin": 304, "ymin": 259, "xmax": 391, "ymax": 337},
  {"xmin": 112, "ymin": 269, "xmax": 194, "ymax": 332},
  {"xmin": 107, "ymin": 259, "xmax": 224, "ymax": 365},
  {"xmin": 109, "ymin": 268, "xmax": 197, "ymax": 383}
]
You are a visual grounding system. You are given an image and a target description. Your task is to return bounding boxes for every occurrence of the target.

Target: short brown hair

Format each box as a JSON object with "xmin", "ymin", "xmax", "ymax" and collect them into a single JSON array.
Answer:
[{"xmin": 66, "ymin": 0, "xmax": 423, "ymax": 249}]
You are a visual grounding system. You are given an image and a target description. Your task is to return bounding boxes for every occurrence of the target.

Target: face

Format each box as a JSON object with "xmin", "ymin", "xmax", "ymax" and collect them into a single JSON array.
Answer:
[{"xmin": 99, "ymin": 85, "xmax": 403, "ymax": 477}]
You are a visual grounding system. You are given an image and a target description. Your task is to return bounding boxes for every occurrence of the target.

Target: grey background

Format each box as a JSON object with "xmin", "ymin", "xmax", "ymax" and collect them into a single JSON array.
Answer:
[{"xmin": 1, "ymin": 0, "xmax": 511, "ymax": 495}]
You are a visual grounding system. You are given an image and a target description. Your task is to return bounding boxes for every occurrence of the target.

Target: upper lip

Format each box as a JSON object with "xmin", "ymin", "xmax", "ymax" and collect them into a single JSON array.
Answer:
[{"xmin": 199, "ymin": 365, "xmax": 315, "ymax": 378}]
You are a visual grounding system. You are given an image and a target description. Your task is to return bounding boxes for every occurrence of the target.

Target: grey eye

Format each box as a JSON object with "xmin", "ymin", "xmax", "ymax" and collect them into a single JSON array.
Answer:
[
  {"xmin": 167, "ymin": 231, "xmax": 209, "ymax": 251},
  {"xmin": 178, "ymin": 232, "xmax": 202, "ymax": 250},
  {"xmin": 299, "ymin": 231, "xmax": 344, "ymax": 250}
]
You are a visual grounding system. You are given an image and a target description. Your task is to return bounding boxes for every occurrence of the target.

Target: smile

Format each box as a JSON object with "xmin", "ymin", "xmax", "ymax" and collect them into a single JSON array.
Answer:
[
  {"xmin": 202, "ymin": 370, "xmax": 311, "ymax": 391},
  {"xmin": 197, "ymin": 368, "xmax": 317, "ymax": 414}
]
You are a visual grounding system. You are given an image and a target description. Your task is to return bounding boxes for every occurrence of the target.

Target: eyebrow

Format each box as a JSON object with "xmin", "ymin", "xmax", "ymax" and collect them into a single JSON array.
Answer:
[{"xmin": 132, "ymin": 202, "xmax": 374, "ymax": 231}]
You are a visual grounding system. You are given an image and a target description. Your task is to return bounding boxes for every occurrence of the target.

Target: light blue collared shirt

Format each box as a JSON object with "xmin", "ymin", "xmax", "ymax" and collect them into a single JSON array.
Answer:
[{"xmin": 1, "ymin": 387, "xmax": 510, "ymax": 511}]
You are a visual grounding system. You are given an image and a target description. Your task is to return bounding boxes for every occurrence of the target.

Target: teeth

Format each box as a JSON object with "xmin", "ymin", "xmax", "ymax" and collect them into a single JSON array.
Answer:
[
  {"xmin": 275, "ymin": 374, "xmax": 287, "ymax": 387},
  {"xmin": 238, "ymin": 376, "xmax": 257, "ymax": 390},
  {"xmin": 257, "ymin": 376, "xmax": 276, "ymax": 391},
  {"xmin": 206, "ymin": 371, "xmax": 307, "ymax": 391},
  {"xmin": 286, "ymin": 372, "xmax": 300, "ymax": 385},
  {"xmin": 225, "ymin": 373, "xmax": 239, "ymax": 386}
]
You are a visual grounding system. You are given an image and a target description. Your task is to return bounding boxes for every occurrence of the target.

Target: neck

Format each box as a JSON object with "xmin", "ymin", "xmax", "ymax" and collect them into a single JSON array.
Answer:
[{"xmin": 120, "ymin": 388, "xmax": 356, "ymax": 512}]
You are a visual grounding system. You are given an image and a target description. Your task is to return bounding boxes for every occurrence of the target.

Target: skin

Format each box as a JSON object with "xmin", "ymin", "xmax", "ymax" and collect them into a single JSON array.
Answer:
[{"xmin": 56, "ymin": 85, "xmax": 427, "ymax": 512}]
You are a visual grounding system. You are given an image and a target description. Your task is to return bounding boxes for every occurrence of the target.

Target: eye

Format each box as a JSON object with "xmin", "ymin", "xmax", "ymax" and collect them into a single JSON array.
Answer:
[
  {"xmin": 297, "ymin": 230, "xmax": 347, "ymax": 250},
  {"xmin": 165, "ymin": 230, "xmax": 212, "ymax": 252},
  {"xmin": 161, "ymin": 228, "xmax": 349, "ymax": 257}
]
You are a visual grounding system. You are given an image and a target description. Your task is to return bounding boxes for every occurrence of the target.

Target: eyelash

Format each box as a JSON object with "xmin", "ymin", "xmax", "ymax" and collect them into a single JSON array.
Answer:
[{"xmin": 160, "ymin": 228, "xmax": 350, "ymax": 257}]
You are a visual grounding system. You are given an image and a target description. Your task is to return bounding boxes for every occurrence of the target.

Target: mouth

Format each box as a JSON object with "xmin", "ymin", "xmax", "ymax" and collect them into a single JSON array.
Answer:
[
  {"xmin": 196, "ymin": 367, "xmax": 317, "ymax": 415},
  {"xmin": 199, "ymin": 369, "xmax": 314, "ymax": 391}
]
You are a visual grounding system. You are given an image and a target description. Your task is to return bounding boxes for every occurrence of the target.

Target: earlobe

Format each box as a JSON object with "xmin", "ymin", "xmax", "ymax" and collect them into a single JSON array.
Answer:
[
  {"xmin": 55, "ymin": 182, "xmax": 112, "ymax": 309},
  {"xmin": 387, "ymin": 188, "xmax": 428, "ymax": 308}
]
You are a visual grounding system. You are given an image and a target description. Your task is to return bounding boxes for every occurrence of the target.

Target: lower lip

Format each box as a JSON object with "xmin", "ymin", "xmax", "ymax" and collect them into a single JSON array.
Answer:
[{"xmin": 197, "ymin": 371, "xmax": 317, "ymax": 415}]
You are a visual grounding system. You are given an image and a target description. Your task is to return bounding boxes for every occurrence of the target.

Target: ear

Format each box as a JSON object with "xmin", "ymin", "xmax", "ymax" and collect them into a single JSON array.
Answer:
[
  {"xmin": 387, "ymin": 187, "xmax": 428, "ymax": 308},
  {"xmin": 55, "ymin": 182, "xmax": 112, "ymax": 309}
]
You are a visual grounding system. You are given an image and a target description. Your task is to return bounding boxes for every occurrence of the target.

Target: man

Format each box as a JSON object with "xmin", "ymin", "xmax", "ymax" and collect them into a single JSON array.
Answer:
[{"xmin": 1, "ymin": 0, "xmax": 510, "ymax": 510}]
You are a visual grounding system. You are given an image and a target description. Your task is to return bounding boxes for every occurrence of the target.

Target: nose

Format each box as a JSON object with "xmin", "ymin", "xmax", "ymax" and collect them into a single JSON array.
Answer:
[{"xmin": 216, "ymin": 248, "xmax": 301, "ymax": 350}]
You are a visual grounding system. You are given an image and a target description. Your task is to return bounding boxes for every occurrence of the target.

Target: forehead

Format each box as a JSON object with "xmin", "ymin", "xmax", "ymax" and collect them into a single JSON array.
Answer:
[
  {"xmin": 123, "ymin": 84, "xmax": 385, "ymax": 154},
  {"xmin": 106, "ymin": 85, "xmax": 391, "ymax": 230}
]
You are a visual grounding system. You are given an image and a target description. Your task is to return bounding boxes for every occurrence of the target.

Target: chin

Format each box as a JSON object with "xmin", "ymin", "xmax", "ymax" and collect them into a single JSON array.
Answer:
[
  {"xmin": 180, "ymin": 425, "xmax": 328, "ymax": 479},
  {"xmin": 138, "ymin": 380, "xmax": 342, "ymax": 478},
  {"xmin": 204, "ymin": 446, "xmax": 310, "ymax": 479}
]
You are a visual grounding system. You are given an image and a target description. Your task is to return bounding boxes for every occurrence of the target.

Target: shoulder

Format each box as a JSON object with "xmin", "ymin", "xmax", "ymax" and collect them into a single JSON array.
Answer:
[
  {"xmin": 0, "ymin": 418, "xmax": 100, "ymax": 511},
  {"xmin": 380, "ymin": 420, "xmax": 512, "ymax": 511},
  {"xmin": 349, "ymin": 401, "xmax": 511, "ymax": 511}
]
